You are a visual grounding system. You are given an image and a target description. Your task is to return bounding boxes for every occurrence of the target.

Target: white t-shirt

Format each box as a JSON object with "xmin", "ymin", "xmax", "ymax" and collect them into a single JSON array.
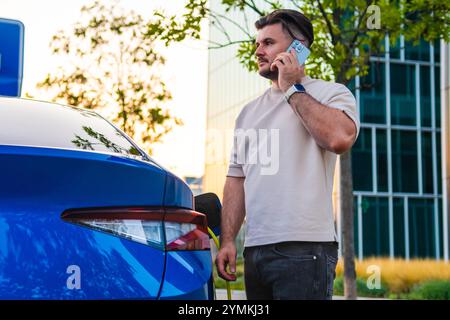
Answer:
[{"xmin": 227, "ymin": 76, "xmax": 360, "ymax": 247}]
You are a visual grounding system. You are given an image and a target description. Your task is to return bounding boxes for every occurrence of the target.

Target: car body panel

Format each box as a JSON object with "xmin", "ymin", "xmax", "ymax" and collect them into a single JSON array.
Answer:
[
  {"xmin": 159, "ymin": 251, "xmax": 214, "ymax": 300},
  {"xmin": 0, "ymin": 145, "xmax": 167, "ymax": 208},
  {"xmin": 0, "ymin": 212, "xmax": 165, "ymax": 299},
  {"xmin": 0, "ymin": 145, "xmax": 167, "ymax": 299},
  {"xmin": 163, "ymin": 173, "xmax": 194, "ymax": 209}
]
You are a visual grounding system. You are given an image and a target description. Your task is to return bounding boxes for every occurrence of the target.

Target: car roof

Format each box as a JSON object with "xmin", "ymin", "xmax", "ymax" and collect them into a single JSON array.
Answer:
[
  {"xmin": 0, "ymin": 96, "xmax": 103, "ymax": 119},
  {"xmin": 0, "ymin": 96, "xmax": 99, "ymax": 115}
]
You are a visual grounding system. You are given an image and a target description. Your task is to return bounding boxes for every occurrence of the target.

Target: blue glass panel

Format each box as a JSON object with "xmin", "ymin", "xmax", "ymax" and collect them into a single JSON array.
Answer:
[
  {"xmin": 391, "ymin": 63, "xmax": 416, "ymax": 126},
  {"xmin": 392, "ymin": 130, "xmax": 418, "ymax": 192},
  {"xmin": 352, "ymin": 128, "xmax": 372, "ymax": 191}
]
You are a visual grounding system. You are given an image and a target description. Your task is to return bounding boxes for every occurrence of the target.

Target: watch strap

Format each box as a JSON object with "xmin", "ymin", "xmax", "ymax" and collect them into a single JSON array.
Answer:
[{"xmin": 284, "ymin": 84, "xmax": 306, "ymax": 102}]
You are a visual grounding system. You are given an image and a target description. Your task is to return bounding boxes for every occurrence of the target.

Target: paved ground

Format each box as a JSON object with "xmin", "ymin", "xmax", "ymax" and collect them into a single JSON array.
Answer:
[
  {"xmin": 215, "ymin": 289, "xmax": 247, "ymax": 300},
  {"xmin": 215, "ymin": 289, "xmax": 387, "ymax": 300}
]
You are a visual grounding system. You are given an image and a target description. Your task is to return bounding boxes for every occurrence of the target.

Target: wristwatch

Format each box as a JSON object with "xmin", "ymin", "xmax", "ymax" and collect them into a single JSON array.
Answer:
[{"xmin": 284, "ymin": 83, "xmax": 306, "ymax": 102}]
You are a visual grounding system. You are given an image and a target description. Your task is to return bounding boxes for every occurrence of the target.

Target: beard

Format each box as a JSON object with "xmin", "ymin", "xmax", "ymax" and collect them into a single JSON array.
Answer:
[{"xmin": 258, "ymin": 63, "xmax": 278, "ymax": 81}]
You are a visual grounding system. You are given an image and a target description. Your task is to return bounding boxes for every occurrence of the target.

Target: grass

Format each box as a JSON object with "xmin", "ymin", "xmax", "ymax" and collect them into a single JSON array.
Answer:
[{"xmin": 213, "ymin": 259, "xmax": 245, "ymax": 291}]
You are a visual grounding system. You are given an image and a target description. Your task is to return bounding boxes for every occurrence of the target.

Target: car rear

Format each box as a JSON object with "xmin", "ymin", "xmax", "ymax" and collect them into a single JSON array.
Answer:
[{"xmin": 0, "ymin": 97, "xmax": 214, "ymax": 299}]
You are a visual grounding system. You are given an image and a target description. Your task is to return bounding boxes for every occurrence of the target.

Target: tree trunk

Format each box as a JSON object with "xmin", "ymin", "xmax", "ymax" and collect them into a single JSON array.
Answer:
[{"xmin": 340, "ymin": 150, "xmax": 357, "ymax": 299}]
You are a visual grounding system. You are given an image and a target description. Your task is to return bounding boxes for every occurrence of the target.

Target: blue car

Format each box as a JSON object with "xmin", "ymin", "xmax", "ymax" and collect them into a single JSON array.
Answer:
[{"xmin": 0, "ymin": 96, "xmax": 221, "ymax": 300}]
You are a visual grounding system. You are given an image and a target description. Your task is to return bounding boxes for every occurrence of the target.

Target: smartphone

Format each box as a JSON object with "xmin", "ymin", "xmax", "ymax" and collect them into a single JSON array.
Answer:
[{"xmin": 286, "ymin": 39, "xmax": 310, "ymax": 65}]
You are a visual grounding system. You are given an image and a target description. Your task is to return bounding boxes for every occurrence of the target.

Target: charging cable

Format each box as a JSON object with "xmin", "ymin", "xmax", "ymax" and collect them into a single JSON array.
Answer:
[{"xmin": 207, "ymin": 227, "xmax": 232, "ymax": 300}]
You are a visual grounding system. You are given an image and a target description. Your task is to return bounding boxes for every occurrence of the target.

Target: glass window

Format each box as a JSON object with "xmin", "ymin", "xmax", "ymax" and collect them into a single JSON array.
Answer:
[
  {"xmin": 0, "ymin": 99, "xmax": 144, "ymax": 158},
  {"xmin": 433, "ymin": 40, "xmax": 440, "ymax": 63},
  {"xmin": 437, "ymin": 133, "xmax": 442, "ymax": 194},
  {"xmin": 408, "ymin": 198, "xmax": 436, "ymax": 258},
  {"xmin": 405, "ymin": 39, "xmax": 430, "ymax": 62},
  {"xmin": 347, "ymin": 78, "xmax": 355, "ymax": 92},
  {"xmin": 435, "ymin": 66, "xmax": 441, "ymax": 129},
  {"xmin": 352, "ymin": 128, "xmax": 372, "ymax": 191},
  {"xmin": 376, "ymin": 129, "xmax": 388, "ymax": 192},
  {"xmin": 393, "ymin": 198, "xmax": 406, "ymax": 258},
  {"xmin": 392, "ymin": 130, "xmax": 418, "ymax": 192},
  {"xmin": 389, "ymin": 37, "xmax": 401, "ymax": 59},
  {"xmin": 362, "ymin": 197, "xmax": 390, "ymax": 257},
  {"xmin": 421, "ymin": 132, "xmax": 433, "ymax": 194},
  {"xmin": 420, "ymin": 65, "xmax": 432, "ymax": 127},
  {"xmin": 438, "ymin": 199, "xmax": 443, "ymax": 258},
  {"xmin": 391, "ymin": 63, "xmax": 416, "ymax": 125},
  {"xmin": 359, "ymin": 62, "xmax": 386, "ymax": 124},
  {"xmin": 354, "ymin": 196, "xmax": 359, "ymax": 255}
]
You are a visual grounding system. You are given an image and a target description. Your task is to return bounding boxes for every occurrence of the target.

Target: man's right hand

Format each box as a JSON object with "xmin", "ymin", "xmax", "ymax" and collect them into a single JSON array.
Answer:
[{"xmin": 215, "ymin": 242, "xmax": 237, "ymax": 281}]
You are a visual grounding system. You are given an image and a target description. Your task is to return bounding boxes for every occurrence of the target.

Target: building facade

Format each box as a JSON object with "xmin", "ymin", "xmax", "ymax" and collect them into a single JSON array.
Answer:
[
  {"xmin": 350, "ymin": 37, "xmax": 447, "ymax": 260},
  {"xmin": 204, "ymin": 0, "xmax": 450, "ymax": 260}
]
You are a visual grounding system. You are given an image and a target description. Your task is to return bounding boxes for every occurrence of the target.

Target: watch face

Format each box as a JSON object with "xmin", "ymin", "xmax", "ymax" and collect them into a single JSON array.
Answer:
[{"xmin": 294, "ymin": 84, "xmax": 305, "ymax": 92}]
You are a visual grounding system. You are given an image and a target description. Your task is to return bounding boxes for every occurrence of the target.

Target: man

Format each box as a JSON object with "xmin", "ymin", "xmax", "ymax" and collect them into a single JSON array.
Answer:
[{"xmin": 215, "ymin": 9, "xmax": 360, "ymax": 300}]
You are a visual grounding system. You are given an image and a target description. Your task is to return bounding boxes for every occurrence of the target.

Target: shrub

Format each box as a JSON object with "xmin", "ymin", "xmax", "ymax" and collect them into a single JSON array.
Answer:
[
  {"xmin": 407, "ymin": 280, "xmax": 450, "ymax": 300},
  {"xmin": 333, "ymin": 277, "xmax": 344, "ymax": 296},
  {"xmin": 333, "ymin": 276, "xmax": 388, "ymax": 298}
]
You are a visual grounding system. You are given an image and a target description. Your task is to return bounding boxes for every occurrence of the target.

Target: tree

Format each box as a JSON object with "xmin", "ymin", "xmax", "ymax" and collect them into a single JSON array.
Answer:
[
  {"xmin": 156, "ymin": 0, "xmax": 450, "ymax": 299},
  {"xmin": 35, "ymin": 0, "xmax": 181, "ymax": 155}
]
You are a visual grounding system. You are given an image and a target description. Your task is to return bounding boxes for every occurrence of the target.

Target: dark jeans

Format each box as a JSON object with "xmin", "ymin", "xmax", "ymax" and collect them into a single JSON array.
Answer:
[{"xmin": 243, "ymin": 241, "xmax": 338, "ymax": 300}]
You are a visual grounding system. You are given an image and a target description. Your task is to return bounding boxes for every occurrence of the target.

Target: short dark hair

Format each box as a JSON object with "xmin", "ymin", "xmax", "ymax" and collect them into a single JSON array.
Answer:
[{"xmin": 255, "ymin": 9, "xmax": 314, "ymax": 47}]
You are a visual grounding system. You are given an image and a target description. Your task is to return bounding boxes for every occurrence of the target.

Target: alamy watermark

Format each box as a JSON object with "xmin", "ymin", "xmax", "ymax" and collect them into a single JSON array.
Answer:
[
  {"xmin": 66, "ymin": 264, "xmax": 81, "ymax": 290},
  {"xmin": 366, "ymin": 264, "xmax": 381, "ymax": 290},
  {"xmin": 206, "ymin": 128, "xmax": 280, "ymax": 176},
  {"xmin": 367, "ymin": 5, "xmax": 381, "ymax": 30}
]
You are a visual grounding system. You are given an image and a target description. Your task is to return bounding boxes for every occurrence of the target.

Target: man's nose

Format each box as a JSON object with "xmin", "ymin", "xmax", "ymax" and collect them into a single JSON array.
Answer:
[{"xmin": 255, "ymin": 45, "xmax": 264, "ymax": 58}]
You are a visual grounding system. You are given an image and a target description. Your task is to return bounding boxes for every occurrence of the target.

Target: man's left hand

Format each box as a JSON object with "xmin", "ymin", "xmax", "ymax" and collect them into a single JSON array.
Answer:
[{"xmin": 270, "ymin": 48, "xmax": 306, "ymax": 92}]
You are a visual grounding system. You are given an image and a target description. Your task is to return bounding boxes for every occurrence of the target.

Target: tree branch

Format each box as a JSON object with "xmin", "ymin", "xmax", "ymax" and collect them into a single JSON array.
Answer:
[
  {"xmin": 207, "ymin": 39, "xmax": 253, "ymax": 50},
  {"xmin": 349, "ymin": 5, "xmax": 370, "ymax": 52},
  {"xmin": 209, "ymin": 8, "xmax": 253, "ymax": 38},
  {"xmin": 245, "ymin": 0, "xmax": 265, "ymax": 16},
  {"xmin": 243, "ymin": 5, "xmax": 251, "ymax": 33},
  {"xmin": 291, "ymin": 0, "xmax": 302, "ymax": 9},
  {"xmin": 316, "ymin": 0, "xmax": 337, "ymax": 45},
  {"xmin": 211, "ymin": 14, "xmax": 232, "ymax": 43}
]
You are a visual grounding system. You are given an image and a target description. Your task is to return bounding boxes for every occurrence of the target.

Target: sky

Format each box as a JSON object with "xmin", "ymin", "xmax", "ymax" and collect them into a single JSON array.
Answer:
[{"xmin": 0, "ymin": 0, "xmax": 209, "ymax": 178}]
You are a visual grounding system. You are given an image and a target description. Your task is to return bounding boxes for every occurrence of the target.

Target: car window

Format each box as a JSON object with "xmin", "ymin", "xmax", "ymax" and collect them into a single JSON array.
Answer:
[{"xmin": 0, "ymin": 98, "xmax": 146, "ymax": 159}]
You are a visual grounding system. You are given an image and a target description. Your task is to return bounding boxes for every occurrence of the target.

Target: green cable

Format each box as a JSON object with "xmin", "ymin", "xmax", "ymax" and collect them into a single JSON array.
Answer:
[{"xmin": 207, "ymin": 227, "xmax": 232, "ymax": 300}]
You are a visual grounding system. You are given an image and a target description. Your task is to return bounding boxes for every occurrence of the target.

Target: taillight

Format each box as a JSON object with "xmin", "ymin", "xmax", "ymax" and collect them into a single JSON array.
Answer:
[
  {"xmin": 62, "ymin": 207, "xmax": 210, "ymax": 251},
  {"xmin": 164, "ymin": 209, "xmax": 210, "ymax": 251}
]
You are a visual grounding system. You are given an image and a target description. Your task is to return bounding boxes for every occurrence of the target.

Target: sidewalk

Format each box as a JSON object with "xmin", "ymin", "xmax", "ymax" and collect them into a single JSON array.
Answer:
[{"xmin": 215, "ymin": 289, "xmax": 247, "ymax": 300}]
